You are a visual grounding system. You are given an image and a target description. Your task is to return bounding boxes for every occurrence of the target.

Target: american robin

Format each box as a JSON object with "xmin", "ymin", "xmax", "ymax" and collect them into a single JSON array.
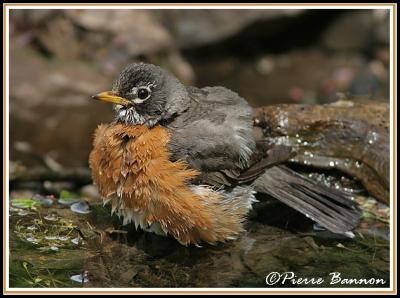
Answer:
[{"xmin": 89, "ymin": 63, "xmax": 360, "ymax": 246}]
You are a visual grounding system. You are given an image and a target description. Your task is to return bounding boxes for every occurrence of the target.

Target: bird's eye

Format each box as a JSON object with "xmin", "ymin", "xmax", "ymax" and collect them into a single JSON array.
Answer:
[{"xmin": 137, "ymin": 87, "xmax": 151, "ymax": 100}]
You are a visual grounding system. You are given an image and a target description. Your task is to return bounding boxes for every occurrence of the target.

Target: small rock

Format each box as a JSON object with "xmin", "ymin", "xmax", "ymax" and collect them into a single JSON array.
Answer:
[
  {"xmin": 70, "ymin": 272, "xmax": 89, "ymax": 283},
  {"xmin": 17, "ymin": 210, "xmax": 29, "ymax": 216},
  {"xmin": 26, "ymin": 236, "xmax": 38, "ymax": 244},
  {"xmin": 44, "ymin": 214, "xmax": 58, "ymax": 221},
  {"xmin": 44, "ymin": 236, "xmax": 58, "ymax": 240},
  {"xmin": 71, "ymin": 237, "xmax": 81, "ymax": 245},
  {"xmin": 70, "ymin": 201, "xmax": 91, "ymax": 214},
  {"xmin": 9, "ymin": 207, "xmax": 22, "ymax": 213}
]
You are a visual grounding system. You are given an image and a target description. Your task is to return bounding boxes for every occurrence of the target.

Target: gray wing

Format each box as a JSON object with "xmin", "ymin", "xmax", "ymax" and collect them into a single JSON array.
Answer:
[{"xmin": 167, "ymin": 86, "xmax": 256, "ymax": 173}]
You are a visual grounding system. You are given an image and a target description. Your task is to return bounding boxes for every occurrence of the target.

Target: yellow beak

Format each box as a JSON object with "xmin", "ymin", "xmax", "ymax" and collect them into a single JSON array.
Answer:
[{"xmin": 91, "ymin": 91, "xmax": 132, "ymax": 106}]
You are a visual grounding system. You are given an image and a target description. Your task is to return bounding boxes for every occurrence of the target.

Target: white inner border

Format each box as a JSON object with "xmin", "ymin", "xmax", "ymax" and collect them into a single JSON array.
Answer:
[{"xmin": 4, "ymin": 4, "xmax": 397, "ymax": 293}]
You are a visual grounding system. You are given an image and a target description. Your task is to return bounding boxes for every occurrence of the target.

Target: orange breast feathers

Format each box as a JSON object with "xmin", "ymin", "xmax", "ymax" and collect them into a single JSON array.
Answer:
[{"xmin": 89, "ymin": 123, "xmax": 251, "ymax": 245}]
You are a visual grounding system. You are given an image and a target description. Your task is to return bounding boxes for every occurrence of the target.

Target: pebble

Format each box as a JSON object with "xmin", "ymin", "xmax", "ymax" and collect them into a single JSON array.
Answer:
[
  {"xmin": 70, "ymin": 201, "xmax": 91, "ymax": 214},
  {"xmin": 71, "ymin": 237, "xmax": 81, "ymax": 245},
  {"xmin": 17, "ymin": 210, "xmax": 29, "ymax": 216},
  {"xmin": 44, "ymin": 214, "xmax": 58, "ymax": 221},
  {"xmin": 26, "ymin": 236, "xmax": 38, "ymax": 244},
  {"xmin": 70, "ymin": 272, "xmax": 89, "ymax": 283}
]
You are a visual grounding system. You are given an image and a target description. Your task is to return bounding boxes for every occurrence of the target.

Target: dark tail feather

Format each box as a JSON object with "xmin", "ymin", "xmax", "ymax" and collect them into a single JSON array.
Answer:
[{"xmin": 252, "ymin": 165, "xmax": 361, "ymax": 234}]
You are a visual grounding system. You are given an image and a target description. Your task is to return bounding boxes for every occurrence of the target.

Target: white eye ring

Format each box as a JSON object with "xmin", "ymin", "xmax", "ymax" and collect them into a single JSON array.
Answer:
[{"xmin": 130, "ymin": 84, "xmax": 154, "ymax": 104}]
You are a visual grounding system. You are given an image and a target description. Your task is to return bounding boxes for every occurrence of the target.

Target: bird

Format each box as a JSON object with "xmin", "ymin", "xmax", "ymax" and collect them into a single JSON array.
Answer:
[{"xmin": 89, "ymin": 63, "xmax": 361, "ymax": 246}]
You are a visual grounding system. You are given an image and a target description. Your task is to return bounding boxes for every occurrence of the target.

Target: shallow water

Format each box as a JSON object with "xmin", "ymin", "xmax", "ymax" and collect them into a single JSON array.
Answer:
[{"xmin": 9, "ymin": 190, "xmax": 390, "ymax": 288}]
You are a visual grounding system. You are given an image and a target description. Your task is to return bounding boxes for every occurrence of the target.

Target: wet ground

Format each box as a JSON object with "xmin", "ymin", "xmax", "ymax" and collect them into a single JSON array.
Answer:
[{"xmin": 9, "ymin": 187, "xmax": 390, "ymax": 288}]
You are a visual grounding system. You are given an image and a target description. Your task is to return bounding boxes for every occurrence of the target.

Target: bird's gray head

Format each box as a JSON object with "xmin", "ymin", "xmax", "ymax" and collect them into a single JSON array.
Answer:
[{"xmin": 92, "ymin": 63, "xmax": 189, "ymax": 127}]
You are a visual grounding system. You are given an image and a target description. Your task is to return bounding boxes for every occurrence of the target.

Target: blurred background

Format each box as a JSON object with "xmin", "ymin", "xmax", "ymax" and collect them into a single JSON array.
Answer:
[{"xmin": 9, "ymin": 9, "xmax": 390, "ymax": 170}]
